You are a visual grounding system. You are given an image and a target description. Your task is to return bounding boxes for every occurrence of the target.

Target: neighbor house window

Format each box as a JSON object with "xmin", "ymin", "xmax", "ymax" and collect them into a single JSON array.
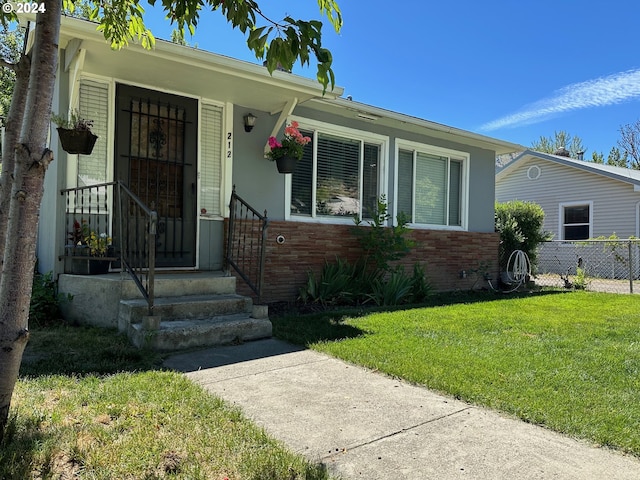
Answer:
[
  {"xmin": 290, "ymin": 122, "xmax": 385, "ymax": 220},
  {"xmin": 561, "ymin": 203, "xmax": 592, "ymax": 240},
  {"xmin": 396, "ymin": 144, "xmax": 467, "ymax": 228}
]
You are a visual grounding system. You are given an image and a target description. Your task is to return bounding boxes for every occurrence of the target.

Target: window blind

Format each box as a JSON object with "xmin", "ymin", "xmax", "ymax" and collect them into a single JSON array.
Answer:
[
  {"xmin": 78, "ymin": 79, "xmax": 108, "ymax": 185},
  {"xmin": 415, "ymin": 152, "xmax": 446, "ymax": 225},
  {"xmin": 290, "ymin": 130, "xmax": 314, "ymax": 215},
  {"xmin": 397, "ymin": 149, "xmax": 414, "ymax": 222},
  {"xmin": 362, "ymin": 143, "xmax": 380, "ymax": 219},
  {"xmin": 200, "ymin": 104, "xmax": 223, "ymax": 217},
  {"xmin": 316, "ymin": 133, "xmax": 360, "ymax": 217}
]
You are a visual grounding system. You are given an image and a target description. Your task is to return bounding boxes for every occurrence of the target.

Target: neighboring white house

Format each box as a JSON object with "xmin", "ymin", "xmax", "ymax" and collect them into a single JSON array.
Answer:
[
  {"xmin": 496, "ymin": 149, "xmax": 640, "ymax": 240},
  {"xmin": 496, "ymin": 149, "xmax": 640, "ymax": 280}
]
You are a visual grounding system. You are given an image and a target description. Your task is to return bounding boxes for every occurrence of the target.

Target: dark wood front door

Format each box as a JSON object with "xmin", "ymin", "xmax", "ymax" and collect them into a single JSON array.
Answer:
[{"xmin": 115, "ymin": 84, "xmax": 197, "ymax": 267}]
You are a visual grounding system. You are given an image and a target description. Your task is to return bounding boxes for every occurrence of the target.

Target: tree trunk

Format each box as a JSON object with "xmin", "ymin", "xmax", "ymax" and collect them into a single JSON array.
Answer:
[
  {"xmin": 0, "ymin": 0, "xmax": 60, "ymax": 440},
  {"xmin": 0, "ymin": 54, "xmax": 30, "ymax": 279}
]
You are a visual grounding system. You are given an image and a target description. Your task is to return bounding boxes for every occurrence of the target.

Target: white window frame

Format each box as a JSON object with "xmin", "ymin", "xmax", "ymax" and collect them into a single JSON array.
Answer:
[
  {"xmin": 284, "ymin": 116, "xmax": 389, "ymax": 224},
  {"xmin": 197, "ymin": 100, "xmax": 229, "ymax": 221},
  {"xmin": 559, "ymin": 201, "xmax": 593, "ymax": 240},
  {"xmin": 394, "ymin": 139, "xmax": 469, "ymax": 230}
]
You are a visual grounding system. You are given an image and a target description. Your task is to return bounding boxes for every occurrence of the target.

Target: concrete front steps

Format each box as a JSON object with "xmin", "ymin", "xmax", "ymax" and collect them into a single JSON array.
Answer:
[{"xmin": 58, "ymin": 271, "xmax": 272, "ymax": 351}]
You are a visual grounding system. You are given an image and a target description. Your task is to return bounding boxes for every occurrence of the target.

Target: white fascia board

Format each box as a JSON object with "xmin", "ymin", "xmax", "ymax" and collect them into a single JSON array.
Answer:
[
  {"xmin": 511, "ymin": 150, "xmax": 640, "ymax": 187},
  {"xmin": 57, "ymin": 16, "xmax": 344, "ymax": 100},
  {"xmin": 309, "ymin": 97, "xmax": 525, "ymax": 155}
]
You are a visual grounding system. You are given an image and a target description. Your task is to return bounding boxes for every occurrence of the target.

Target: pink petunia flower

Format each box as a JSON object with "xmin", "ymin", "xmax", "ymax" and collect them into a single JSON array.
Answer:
[{"xmin": 268, "ymin": 136, "xmax": 282, "ymax": 149}]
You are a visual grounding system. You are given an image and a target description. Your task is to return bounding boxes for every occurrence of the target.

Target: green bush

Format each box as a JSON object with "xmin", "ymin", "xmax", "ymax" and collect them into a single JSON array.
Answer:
[
  {"xmin": 409, "ymin": 263, "xmax": 432, "ymax": 303},
  {"xmin": 298, "ymin": 257, "xmax": 356, "ymax": 305},
  {"xmin": 29, "ymin": 272, "xmax": 72, "ymax": 327},
  {"xmin": 495, "ymin": 201, "xmax": 552, "ymax": 272},
  {"xmin": 300, "ymin": 197, "xmax": 432, "ymax": 308},
  {"xmin": 353, "ymin": 195, "xmax": 415, "ymax": 273},
  {"xmin": 366, "ymin": 266, "xmax": 413, "ymax": 306}
]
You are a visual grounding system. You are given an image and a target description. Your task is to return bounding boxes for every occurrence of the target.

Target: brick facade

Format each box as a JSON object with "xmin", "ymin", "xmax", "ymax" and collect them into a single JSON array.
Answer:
[{"xmin": 230, "ymin": 219, "xmax": 499, "ymax": 303}]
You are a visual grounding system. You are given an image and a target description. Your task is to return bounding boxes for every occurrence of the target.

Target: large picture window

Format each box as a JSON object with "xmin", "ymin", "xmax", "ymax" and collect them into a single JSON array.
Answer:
[
  {"xmin": 290, "ymin": 124, "xmax": 385, "ymax": 220},
  {"xmin": 397, "ymin": 145, "xmax": 466, "ymax": 228},
  {"xmin": 561, "ymin": 203, "xmax": 591, "ymax": 240}
]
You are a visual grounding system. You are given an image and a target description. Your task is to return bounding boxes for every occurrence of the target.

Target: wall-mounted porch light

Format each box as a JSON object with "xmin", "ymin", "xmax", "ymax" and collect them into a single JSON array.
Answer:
[{"xmin": 243, "ymin": 113, "xmax": 257, "ymax": 132}]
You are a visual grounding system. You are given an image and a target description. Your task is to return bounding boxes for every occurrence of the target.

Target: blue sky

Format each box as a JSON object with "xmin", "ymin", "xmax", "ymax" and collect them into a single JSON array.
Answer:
[{"xmin": 144, "ymin": 0, "xmax": 640, "ymax": 157}]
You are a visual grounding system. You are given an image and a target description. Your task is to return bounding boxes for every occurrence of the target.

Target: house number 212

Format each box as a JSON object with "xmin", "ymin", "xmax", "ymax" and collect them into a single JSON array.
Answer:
[{"xmin": 227, "ymin": 132, "xmax": 232, "ymax": 159}]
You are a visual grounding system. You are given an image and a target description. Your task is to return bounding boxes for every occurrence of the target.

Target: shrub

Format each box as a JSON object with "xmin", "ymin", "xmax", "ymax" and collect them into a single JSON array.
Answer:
[
  {"xmin": 495, "ymin": 201, "xmax": 552, "ymax": 273},
  {"xmin": 353, "ymin": 195, "xmax": 415, "ymax": 273},
  {"xmin": 366, "ymin": 266, "xmax": 414, "ymax": 306},
  {"xmin": 573, "ymin": 267, "xmax": 589, "ymax": 290},
  {"xmin": 409, "ymin": 263, "xmax": 432, "ymax": 303},
  {"xmin": 300, "ymin": 197, "xmax": 432, "ymax": 308},
  {"xmin": 29, "ymin": 272, "xmax": 72, "ymax": 327},
  {"xmin": 298, "ymin": 257, "xmax": 355, "ymax": 305}
]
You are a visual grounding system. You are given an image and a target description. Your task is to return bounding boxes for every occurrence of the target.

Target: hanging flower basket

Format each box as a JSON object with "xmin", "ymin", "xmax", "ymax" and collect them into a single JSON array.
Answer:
[
  {"xmin": 266, "ymin": 121, "xmax": 310, "ymax": 174},
  {"xmin": 57, "ymin": 127, "xmax": 98, "ymax": 155},
  {"xmin": 275, "ymin": 155, "xmax": 298, "ymax": 174}
]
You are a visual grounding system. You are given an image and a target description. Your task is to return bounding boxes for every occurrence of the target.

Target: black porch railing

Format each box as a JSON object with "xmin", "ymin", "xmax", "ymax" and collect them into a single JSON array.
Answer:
[
  {"xmin": 61, "ymin": 181, "xmax": 157, "ymax": 315},
  {"xmin": 226, "ymin": 187, "xmax": 269, "ymax": 304}
]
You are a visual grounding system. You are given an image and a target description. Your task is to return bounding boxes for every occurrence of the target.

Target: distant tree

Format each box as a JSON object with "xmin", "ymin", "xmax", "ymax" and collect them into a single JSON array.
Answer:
[
  {"xmin": 590, "ymin": 151, "xmax": 604, "ymax": 164},
  {"xmin": 607, "ymin": 147, "xmax": 629, "ymax": 168},
  {"xmin": 531, "ymin": 130, "xmax": 586, "ymax": 158},
  {"xmin": 171, "ymin": 29, "xmax": 188, "ymax": 46},
  {"xmin": 0, "ymin": 27, "xmax": 24, "ymax": 129},
  {"xmin": 618, "ymin": 120, "xmax": 640, "ymax": 169}
]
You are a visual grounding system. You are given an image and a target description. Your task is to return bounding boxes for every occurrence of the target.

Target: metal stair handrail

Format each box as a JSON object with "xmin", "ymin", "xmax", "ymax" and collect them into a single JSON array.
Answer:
[
  {"xmin": 226, "ymin": 186, "xmax": 269, "ymax": 304},
  {"xmin": 61, "ymin": 180, "xmax": 157, "ymax": 316}
]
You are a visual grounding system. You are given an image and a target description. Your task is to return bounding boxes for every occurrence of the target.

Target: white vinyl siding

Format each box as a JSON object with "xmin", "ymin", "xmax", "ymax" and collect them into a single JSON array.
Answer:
[
  {"xmin": 397, "ymin": 144, "xmax": 467, "ymax": 228},
  {"xmin": 78, "ymin": 79, "xmax": 109, "ymax": 185},
  {"xmin": 496, "ymin": 159, "xmax": 639, "ymax": 239},
  {"xmin": 200, "ymin": 104, "xmax": 223, "ymax": 217},
  {"xmin": 290, "ymin": 121, "xmax": 385, "ymax": 220}
]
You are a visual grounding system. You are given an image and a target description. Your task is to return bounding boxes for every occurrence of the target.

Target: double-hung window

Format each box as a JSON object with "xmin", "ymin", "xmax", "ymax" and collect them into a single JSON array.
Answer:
[
  {"xmin": 560, "ymin": 202, "xmax": 592, "ymax": 240},
  {"xmin": 290, "ymin": 120, "xmax": 386, "ymax": 220},
  {"xmin": 396, "ymin": 143, "xmax": 467, "ymax": 228}
]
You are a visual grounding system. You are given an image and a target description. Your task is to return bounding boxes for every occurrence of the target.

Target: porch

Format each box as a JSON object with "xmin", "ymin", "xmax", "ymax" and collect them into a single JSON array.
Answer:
[
  {"xmin": 58, "ymin": 271, "xmax": 271, "ymax": 350},
  {"xmin": 58, "ymin": 183, "xmax": 271, "ymax": 351}
]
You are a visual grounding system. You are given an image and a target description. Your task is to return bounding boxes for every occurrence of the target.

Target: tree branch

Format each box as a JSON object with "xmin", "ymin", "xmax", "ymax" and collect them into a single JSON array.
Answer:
[
  {"xmin": 0, "ymin": 58, "xmax": 16, "ymax": 71},
  {"xmin": 248, "ymin": 2, "xmax": 286, "ymax": 29}
]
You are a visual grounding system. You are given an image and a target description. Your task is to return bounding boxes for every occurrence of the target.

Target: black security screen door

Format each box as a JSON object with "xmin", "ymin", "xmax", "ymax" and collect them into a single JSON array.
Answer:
[{"xmin": 115, "ymin": 84, "xmax": 197, "ymax": 268}]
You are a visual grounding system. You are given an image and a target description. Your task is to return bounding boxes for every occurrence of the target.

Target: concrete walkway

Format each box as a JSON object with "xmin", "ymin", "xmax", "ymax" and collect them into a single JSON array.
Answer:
[{"xmin": 164, "ymin": 339, "xmax": 640, "ymax": 480}]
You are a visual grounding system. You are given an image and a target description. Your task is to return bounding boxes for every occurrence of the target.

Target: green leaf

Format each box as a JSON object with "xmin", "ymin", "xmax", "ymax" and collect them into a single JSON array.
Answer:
[{"xmin": 316, "ymin": 0, "xmax": 343, "ymax": 33}]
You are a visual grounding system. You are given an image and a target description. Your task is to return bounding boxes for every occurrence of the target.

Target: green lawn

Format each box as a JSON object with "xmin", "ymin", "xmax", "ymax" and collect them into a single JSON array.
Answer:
[
  {"xmin": 273, "ymin": 291, "xmax": 640, "ymax": 456},
  {"xmin": 6, "ymin": 290, "xmax": 639, "ymax": 477},
  {"xmin": 2, "ymin": 326, "xmax": 335, "ymax": 480}
]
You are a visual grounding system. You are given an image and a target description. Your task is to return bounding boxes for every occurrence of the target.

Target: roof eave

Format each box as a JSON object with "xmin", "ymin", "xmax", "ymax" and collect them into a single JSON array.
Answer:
[
  {"xmin": 54, "ymin": 15, "xmax": 344, "ymax": 100},
  {"xmin": 310, "ymin": 97, "xmax": 525, "ymax": 155},
  {"xmin": 497, "ymin": 149, "xmax": 640, "ymax": 186}
]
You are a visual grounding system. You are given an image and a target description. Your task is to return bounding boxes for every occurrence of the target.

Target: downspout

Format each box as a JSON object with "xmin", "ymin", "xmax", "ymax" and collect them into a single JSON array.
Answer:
[{"xmin": 263, "ymin": 97, "xmax": 298, "ymax": 157}]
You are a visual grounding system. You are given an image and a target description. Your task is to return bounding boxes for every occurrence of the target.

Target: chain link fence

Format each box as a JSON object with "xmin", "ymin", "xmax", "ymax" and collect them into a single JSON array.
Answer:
[{"xmin": 534, "ymin": 240, "xmax": 640, "ymax": 294}]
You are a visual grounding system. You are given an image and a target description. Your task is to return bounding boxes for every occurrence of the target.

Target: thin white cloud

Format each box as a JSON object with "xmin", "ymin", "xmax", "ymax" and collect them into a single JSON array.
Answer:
[{"xmin": 479, "ymin": 69, "xmax": 640, "ymax": 131}]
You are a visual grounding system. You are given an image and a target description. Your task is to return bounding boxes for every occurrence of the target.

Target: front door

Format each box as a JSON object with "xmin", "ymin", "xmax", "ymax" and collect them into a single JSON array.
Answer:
[{"xmin": 115, "ymin": 84, "xmax": 198, "ymax": 267}]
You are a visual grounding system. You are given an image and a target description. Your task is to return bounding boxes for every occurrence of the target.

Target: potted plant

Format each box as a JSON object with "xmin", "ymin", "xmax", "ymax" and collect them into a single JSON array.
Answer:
[
  {"xmin": 65, "ymin": 219, "xmax": 113, "ymax": 274},
  {"xmin": 51, "ymin": 110, "xmax": 98, "ymax": 155},
  {"xmin": 266, "ymin": 121, "xmax": 311, "ymax": 173}
]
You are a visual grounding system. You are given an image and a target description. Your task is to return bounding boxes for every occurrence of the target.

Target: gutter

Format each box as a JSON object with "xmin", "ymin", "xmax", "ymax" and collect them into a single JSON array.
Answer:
[{"xmin": 310, "ymin": 97, "xmax": 525, "ymax": 155}]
